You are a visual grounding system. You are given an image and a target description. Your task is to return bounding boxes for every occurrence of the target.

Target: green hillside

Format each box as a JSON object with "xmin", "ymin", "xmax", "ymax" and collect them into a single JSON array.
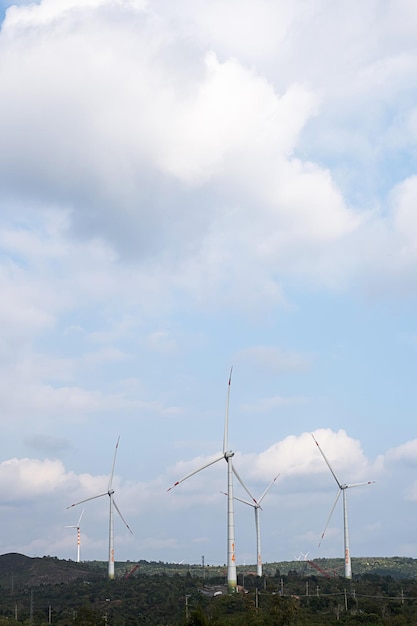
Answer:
[
  {"xmin": 1, "ymin": 554, "xmax": 417, "ymax": 625},
  {"xmin": 1, "ymin": 553, "xmax": 416, "ymax": 588}
]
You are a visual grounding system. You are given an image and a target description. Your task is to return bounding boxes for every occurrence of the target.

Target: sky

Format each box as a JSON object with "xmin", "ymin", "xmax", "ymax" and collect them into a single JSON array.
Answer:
[{"xmin": 1, "ymin": 0, "xmax": 417, "ymax": 571}]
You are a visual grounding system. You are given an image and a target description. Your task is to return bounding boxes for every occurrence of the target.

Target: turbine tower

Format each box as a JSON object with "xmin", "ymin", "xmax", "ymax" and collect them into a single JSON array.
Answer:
[
  {"xmin": 312, "ymin": 433, "xmax": 374, "ymax": 579},
  {"xmin": 65, "ymin": 508, "xmax": 84, "ymax": 563},
  {"xmin": 67, "ymin": 436, "xmax": 133, "ymax": 580},
  {"xmin": 223, "ymin": 473, "xmax": 279, "ymax": 577},
  {"xmin": 168, "ymin": 368, "xmax": 255, "ymax": 593}
]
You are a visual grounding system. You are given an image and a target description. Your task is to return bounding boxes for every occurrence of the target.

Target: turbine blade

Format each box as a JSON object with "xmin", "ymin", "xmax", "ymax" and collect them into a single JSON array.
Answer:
[
  {"xmin": 113, "ymin": 498, "xmax": 133, "ymax": 535},
  {"xmin": 232, "ymin": 465, "xmax": 258, "ymax": 505},
  {"xmin": 223, "ymin": 367, "xmax": 233, "ymax": 454},
  {"xmin": 167, "ymin": 453, "xmax": 224, "ymax": 491},
  {"xmin": 258, "ymin": 473, "xmax": 280, "ymax": 504},
  {"xmin": 312, "ymin": 433, "xmax": 342, "ymax": 489},
  {"xmin": 66, "ymin": 492, "xmax": 108, "ymax": 509},
  {"xmin": 233, "ymin": 495, "xmax": 255, "ymax": 508},
  {"xmin": 318, "ymin": 488, "xmax": 341, "ymax": 548},
  {"xmin": 346, "ymin": 480, "xmax": 375, "ymax": 489},
  {"xmin": 220, "ymin": 490, "xmax": 254, "ymax": 508},
  {"xmin": 108, "ymin": 436, "xmax": 120, "ymax": 491},
  {"xmin": 77, "ymin": 509, "xmax": 85, "ymax": 526}
]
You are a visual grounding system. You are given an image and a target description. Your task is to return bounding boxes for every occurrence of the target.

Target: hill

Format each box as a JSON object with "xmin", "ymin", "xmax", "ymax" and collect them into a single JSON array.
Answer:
[
  {"xmin": 1, "ymin": 553, "xmax": 417, "ymax": 588},
  {"xmin": 261, "ymin": 556, "xmax": 417, "ymax": 579},
  {"xmin": 0, "ymin": 555, "xmax": 417, "ymax": 625},
  {"xmin": 115, "ymin": 556, "xmax": 417, "ymax": 580},
  {"xmin": 0, "ymin": 553, "xmax": 102, "ymax": 588}
]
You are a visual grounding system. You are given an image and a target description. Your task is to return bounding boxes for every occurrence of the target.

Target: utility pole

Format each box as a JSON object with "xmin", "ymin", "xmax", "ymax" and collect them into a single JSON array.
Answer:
[{"xmin": 185, "ymin": 595, "xmax": 190, "ymax": 621}]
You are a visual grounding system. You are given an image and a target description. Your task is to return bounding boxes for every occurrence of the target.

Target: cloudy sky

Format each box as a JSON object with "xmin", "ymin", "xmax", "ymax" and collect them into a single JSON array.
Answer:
[{"xmin": 1, "ymin": 0, "xmax": 417, "ymax": 570}]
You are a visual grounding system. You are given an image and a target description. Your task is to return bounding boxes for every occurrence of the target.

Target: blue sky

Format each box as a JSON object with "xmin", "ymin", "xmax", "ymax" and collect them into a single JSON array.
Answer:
[{"xmin": 1, "ymin": 0, "xmax": 417, "ymax": 570}]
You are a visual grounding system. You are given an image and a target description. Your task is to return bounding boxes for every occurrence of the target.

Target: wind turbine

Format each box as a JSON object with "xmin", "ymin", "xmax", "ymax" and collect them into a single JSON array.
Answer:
[
  {"xmin": 65, "ymin": 508, "xmax": 84, "ymax": 563},
  {"xmin": 67, "ymin": 436, "xmax": 133, "ymax": 580},
  {"xmin": 222, "ymin": 473, "xmax": 279, "ymax": 577},
  {"xmin": 312, "ymin": 433, "xmax": 374, "ymax": 579},
  {"xmin": 168, "ymin": 368, "xmax": 255, "ymax": 593}
]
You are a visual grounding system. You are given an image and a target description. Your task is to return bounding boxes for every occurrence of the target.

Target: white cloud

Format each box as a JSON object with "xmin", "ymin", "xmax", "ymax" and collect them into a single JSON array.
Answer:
[
  {"xmin": 0, "ymin": 0, "xmax": 364, "ymax": 301},
  {"xmin": 4, "ymin": 0, "xmax": 147, "ymax": 29},
  {"xmin": 152, "ymin": 52, "xmax": 318, "ymax": 184},
  {"xmin": 2, "ymin": 0, "xmax": 416, "ymax": 310},
  {"xmin": 386, "ymin": 438, "xmax": 417, "ymax": 465},
  {"xmin": 0, "ymin": 457, "xmax": 73, "ymax": 499},
  {"xmin": 238, "ymin": 429, "xmax": 375, "ymax": 484}
]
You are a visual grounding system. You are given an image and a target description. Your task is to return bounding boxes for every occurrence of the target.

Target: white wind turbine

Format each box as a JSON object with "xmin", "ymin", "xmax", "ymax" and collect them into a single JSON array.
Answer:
[
  {"xmin": 67, "ymin": 436, "xmax": 133, "ymax": 580},
  {"xmin": 168, "ymin": 368, "xmax": 255, "ymax": 593},
  {"xmin": 66, "ymin": 508, "xmax": 85, "ymax": 563},
  {"xmin": 222, "ymin": 473, "xmax": 279, "ymax": 577},
  {"xmin": 312, "ymin": 433, "xmax": 374, "ymax": 579}
]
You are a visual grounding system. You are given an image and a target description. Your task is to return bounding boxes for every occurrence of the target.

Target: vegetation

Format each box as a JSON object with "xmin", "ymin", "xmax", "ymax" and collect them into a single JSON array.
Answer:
[{"xmin": 1, "ymin": 554, "xmax": 417, "ymax": 624}]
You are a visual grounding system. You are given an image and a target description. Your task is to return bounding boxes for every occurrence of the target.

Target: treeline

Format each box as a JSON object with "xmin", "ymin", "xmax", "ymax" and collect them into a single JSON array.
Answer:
[
  {"xmin": 1, "ymin": 570, "xmax": 417, "ymax": 625},
  {"xmin": 112, "ymin": 556, "xmax": 417, "ymax": 580}
]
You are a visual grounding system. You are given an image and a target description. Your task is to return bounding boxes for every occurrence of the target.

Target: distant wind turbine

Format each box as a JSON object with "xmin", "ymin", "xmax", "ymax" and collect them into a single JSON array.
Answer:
[
  {"xmin": 222, "ymin": 473, "xmax": 279, "ymax": 577},
  {"xmin": 168, "ymin": 368, "xmax": 255, "ymax": 593},
  {"xmin": 312, "ymin": 433, "xmax": 375, "ymax": 579},
  {"xmin": 67, "ymin": 436, "xmax": 133, "ymax": 580},
  {"xmin": 65, "ymin": 508, "xmax": 84, "ymax": 563}
]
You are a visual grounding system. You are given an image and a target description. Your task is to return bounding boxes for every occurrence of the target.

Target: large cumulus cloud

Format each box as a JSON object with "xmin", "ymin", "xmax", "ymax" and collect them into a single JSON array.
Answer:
[{"xmin": 0, "ymin": 0, "xmax": 360, "ymax": 291}]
